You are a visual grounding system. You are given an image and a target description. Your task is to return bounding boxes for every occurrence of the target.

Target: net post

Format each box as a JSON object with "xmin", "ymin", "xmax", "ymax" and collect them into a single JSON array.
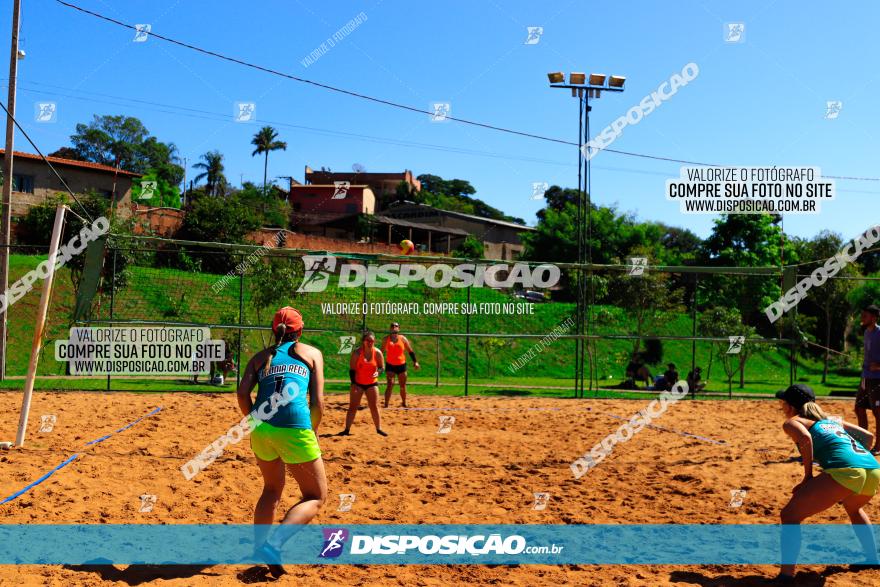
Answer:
[
  {"xmin": 464, "ymin": 283, "xmax": 471, "ymax": 397},
  {"xmin": 237, "ymin": 252, "xmax": 244, "ymax": 390},
  {"xmin": 106, "ymin": 247, "xmax": 116, "ymax": 392},
  {"xmin": 361, "ymin": 259, "xmax": 368, "ymax": 333},
  {"xmin": 691, "ymin": 273, "xmax": 699, "ymax": 399},
  {"xmin": 16, "ymin": 204, "xmax": 66, "ymax": 447}
]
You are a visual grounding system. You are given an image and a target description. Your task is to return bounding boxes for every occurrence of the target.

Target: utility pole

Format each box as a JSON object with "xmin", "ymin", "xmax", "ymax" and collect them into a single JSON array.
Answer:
[
  {"xmin": 0, "ymin": 0, "xmax": 23, "ymax": 381},
  {"xmin": 276, "ymin": 175, "xmax": 295, "ymax": 193}
]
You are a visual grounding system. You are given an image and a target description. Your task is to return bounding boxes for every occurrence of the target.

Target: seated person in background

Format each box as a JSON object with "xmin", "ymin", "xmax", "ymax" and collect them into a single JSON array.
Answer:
[
  {"xmin": 686, "ymin": 366, "xmax": 706, "ymax": 393},
  {"xmin": 652, "ymin": 374, "xmax": 667, "ymax": 391},
  {"xmin": 195, "ymin": 339, "xmax": 237, "ymax": 386},
  {"xmin": 635, "ymin": 365, "xmax": 652, "ymax": 388},
  {"xmin": 625, "ymin": 360, "xmax": 652, "ymax": 389},
  {"xmin": 211, "ymin": 349, "xmax": 236, "ymax": 386},
  {"xmin": 663, "ymin": 363, "xmax": 679, "ymax": 391}
]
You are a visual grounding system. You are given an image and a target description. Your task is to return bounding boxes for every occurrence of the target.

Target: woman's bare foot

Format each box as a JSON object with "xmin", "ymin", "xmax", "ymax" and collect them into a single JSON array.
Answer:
[{"xmin": 255, "ymin": 543, "xmax": 286, "ymax": 577}]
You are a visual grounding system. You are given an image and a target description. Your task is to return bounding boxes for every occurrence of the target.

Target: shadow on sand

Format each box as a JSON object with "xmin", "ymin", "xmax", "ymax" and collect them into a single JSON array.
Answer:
[
  {"xmin": 61, "ymin": 563, "xmax": 220, "ymax": 585},
  {"xmin": 669, "ymin": 564, "xmax": 864, "ymax": 586}
]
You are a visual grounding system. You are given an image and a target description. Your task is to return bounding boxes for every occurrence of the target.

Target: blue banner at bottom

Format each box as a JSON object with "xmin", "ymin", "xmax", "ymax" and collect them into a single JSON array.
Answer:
[{"xmin": 0, "ymin": 525, "xmax": 878, "ymax": 565}]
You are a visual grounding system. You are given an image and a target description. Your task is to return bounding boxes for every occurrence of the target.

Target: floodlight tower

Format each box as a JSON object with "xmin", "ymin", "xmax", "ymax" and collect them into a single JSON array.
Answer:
[{"xmin": 547, "ymin": 72, "xmax": 625, "ymax": 398}]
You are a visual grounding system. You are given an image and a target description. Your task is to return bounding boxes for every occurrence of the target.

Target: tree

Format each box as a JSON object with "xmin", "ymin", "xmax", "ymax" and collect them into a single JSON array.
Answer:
[
  {"xmin": 453, "ymin": 235, "xmax": 484, "ymax": 259},
  {"xmin": 587, "ymin": 306, "xmax": 615, "ymax": 389},
  {"xmin": 131, "ymin": 170, "xmax": 181, "ymax": 209},
  {"xmin": 701, "ymin": 214, "xmax": 787, "ymax": 327},
  {"xmin": 803, "ymin": 231, "xmax": 858, "ymax": 383},
  {"xmin": 180, "ymin": 192, "xmax": 260, "ymax": 244},
  {"xmin": 71, "ymin": 114, "xmax": 149, "ymax": 168},
  {"xmin": 140, "ymin": 136, "xmax": 184, "ymax": 186},
  {"xmin": 17, "ymin": 191, "xmax": 134, "ymax": 293},
  {"xmin": 540, "ymin": 185, "xmax": 581, "ymax": 212},
  {"xmin": 606, "ymin": 247, "xmax": 681, "ymax": 357},
  {"xmin": 233, "ymin": 183, "xmax": 291, "ymax": 228},
  {"xmin": 48, "ymin": 147, "xmax": 85, "ymax": 160},
  {"xmin": 174, "ymin": 191, "xmax": 262, "ymax": 274},
  {"xmin": 846, "ymin": 278, "xmax": 880, "ymax": 354},
  {"xmin": 698, "ymin": 306, "xmax": 753, "ymax": 394},
  {"xmin": 192, "ymin": 150, "xmax": 227, "ymax": 197},
  {"xmin": 251, "ymin": 126, "xmax": 287, "ymax": 196},
  {"xmin": 861, "ymin": 250, "xmax": 880, "ymax": 276},
  {"xmin": 247, "ymin": 257, "xmax": 303, "ymax": 347},
  {"xmin": 476, "ymin": 337, "xmax": 507, "ymax": 377},
  {"xmin": 848, "ymin": 279, "xmax": 880, "ymax": 313},
  {"xmin": 524, "ymin": 194, "xmax": 631, "ymax": 300},
  {"xmin": 18, "ymin": 192, "xmax": 108, "ymax": 248},
  {"xmin": 68, "ymin": 115, "xmax": 183, "ymax": 184},
  {"xmin": 414, "ymin": 173, "xmax": 523, "ymax": 223},
  {"xmin": 355, "ymin": 214, "xmax": 378, "ymax": 242},
  {"xmin": 520, "ymin": 199, "xmax": 576, "ymax": 263},
  {"xmin": 375, "ymin": 181, "xmax": 415, "ymax": 210},
  {"xmin": 642, "ymin": 338, "xmax": 664, "ymax": 366},
  {"xmin": 657, "ymin": 223, "xmax": 703, "ymax": 265},
  {"xmin": 523, "ymin": 193, "xmax": 661, "ymax": 266},
  {"xmin": 736, "ymin": 325, "xmax": 758, "ymax": 390}
]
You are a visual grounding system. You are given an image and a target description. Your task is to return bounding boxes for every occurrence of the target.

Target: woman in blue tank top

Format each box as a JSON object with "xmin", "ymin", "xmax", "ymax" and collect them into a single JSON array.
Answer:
[
  {"xmin": 776, "ymin": 384, "xmax": 880, "ymax": 582},
  {"xmin": 236, "ymin": 306, "xmax": 327, "ymax": 577}
]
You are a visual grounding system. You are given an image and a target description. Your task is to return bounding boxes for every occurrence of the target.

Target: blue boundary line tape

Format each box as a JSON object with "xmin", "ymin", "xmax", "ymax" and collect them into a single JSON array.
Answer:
[
  {"xmin": 0, "ymin": 407, "xmax": 162, "ymax": 505},
  {"xmin": 0, "ymin": 454, "xmax": 80, "ymax": 505},
  {"xmin": 84, "ymin": 406, "xmax": 162, "ymax": 446}
]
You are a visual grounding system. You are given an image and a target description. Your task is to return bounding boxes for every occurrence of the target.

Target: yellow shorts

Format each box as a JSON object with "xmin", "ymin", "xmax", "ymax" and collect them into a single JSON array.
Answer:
[
  {"xmin": 826, "ymin": 468, "xmax": 880, "ymax": 496},
  {"xmin": 250, "ymin": 423, "xmax": 321, "ymax": 464}
]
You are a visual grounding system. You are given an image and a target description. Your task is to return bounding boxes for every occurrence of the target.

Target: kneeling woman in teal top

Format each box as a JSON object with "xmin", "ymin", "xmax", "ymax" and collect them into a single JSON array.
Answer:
[{"xmin": 776, "ymin": 384, "xmax": 880, "ymax": 582}]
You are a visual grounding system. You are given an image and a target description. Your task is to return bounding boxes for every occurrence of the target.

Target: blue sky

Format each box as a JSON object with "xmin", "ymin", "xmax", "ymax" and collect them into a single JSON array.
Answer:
[{"xmin": 4, "ymin": 0, "xmax": 879, "ymax": 239}]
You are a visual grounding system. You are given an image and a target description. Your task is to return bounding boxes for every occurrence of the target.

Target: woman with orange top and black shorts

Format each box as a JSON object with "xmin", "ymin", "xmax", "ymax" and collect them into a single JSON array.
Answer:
[
  {"xmin": 382, "ymin": 321, "xmax": 420, "ymax": 408},
  {"xmin": 338, "ymin": 331, "xmax": 387, "ymax": 436}
]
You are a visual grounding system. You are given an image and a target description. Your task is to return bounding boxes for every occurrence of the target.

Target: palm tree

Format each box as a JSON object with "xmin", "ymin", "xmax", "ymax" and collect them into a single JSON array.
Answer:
[
  {"xmin": 251, "ymin": 126, "xmax": 287, "ymax": 195},
  {"xmin": 192, "ymin": 150, "xmax": 226, "ymax": 197}
]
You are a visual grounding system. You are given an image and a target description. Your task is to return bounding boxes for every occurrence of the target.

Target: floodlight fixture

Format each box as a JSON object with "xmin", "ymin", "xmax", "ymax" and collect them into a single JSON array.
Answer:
[{"xmin": 547, "ymin": 71, "xmax": 564, "ymax": 84}]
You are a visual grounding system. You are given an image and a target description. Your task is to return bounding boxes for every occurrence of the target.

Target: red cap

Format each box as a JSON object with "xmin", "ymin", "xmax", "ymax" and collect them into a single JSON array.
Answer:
[{"xmin": 272, "ymin": 306, "xmax": 304, "ymax": 333}]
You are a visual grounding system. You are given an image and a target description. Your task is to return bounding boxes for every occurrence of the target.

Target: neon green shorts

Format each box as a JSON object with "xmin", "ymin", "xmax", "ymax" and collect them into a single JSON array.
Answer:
[
  {"xmin": 826, "ymin": 468, "xmax": 880, "ymax": 496},
  {"xmin": 250, "ymin": 423, "xmax": 321, "ymax": 464}
]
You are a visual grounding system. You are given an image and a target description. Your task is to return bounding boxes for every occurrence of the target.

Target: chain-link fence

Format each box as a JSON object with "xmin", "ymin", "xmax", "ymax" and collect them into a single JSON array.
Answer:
[{"xmin": 2, "ymin": 235, "xmax": 872, "ymax": 398}]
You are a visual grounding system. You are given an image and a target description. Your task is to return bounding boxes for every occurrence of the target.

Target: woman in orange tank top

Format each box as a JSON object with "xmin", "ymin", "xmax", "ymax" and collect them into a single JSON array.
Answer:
[
  {"xmin": 384, "ymin": 336, "xmax": 406, "ymax": 365},
  {"xmin": 339, "ymin": 331, "xmax": 387, "ymax": 436},
  {"xmin": 382, "ymin": 322, "xmax": 420, "ymax": 408}
]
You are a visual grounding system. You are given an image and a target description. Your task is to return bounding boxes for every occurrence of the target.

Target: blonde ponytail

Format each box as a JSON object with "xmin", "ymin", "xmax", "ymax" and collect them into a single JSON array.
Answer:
[{"xmin": 799, "ymin": 401, "xmax": 828, "ymax": 422}]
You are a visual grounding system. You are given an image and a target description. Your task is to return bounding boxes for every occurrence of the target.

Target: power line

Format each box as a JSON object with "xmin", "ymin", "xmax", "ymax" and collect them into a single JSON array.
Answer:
[
  {"xmin": 54, "ymin": 0, "xmax": 572, "ymax": 147},
  {"xmin": 11, "ymin": 80, "xmax": 549, "ymax": 161},
  {"xmin": 7, "ymin": 81, "xmax": 703, "ymax": 177},
  {"xmin": 53, "ymin": 0, "xmax": 880, "ymax": 183},
  {"xmin": 787, "ymin": 245, "xmax": 880, "ymax": 268},
  {"xmin": 8, "ymin": 81, "xmax": 879, "ymax": 199},
  {"xmin": 11, "ymin": 80, "xmax": 880, "ymax": 193},
  {"xmin": 7, "ymin": 81, "xmax": 574, "ymax": 167},
  {"xmin": 0, "ymin": 100, "xmax": 93, "ymax": 222}
]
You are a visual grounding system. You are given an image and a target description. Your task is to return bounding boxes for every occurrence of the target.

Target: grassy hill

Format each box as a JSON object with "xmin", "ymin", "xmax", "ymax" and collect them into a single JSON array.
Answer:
[{"xmin": 0, "ymin": 252, "xmax": 863, "ymax": 399}]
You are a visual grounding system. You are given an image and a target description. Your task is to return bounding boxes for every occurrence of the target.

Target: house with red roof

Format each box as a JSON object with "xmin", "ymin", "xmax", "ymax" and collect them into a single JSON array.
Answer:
[{"xmin": 0, "ymin": 150, "xmax": 141, "ymax": 218}]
